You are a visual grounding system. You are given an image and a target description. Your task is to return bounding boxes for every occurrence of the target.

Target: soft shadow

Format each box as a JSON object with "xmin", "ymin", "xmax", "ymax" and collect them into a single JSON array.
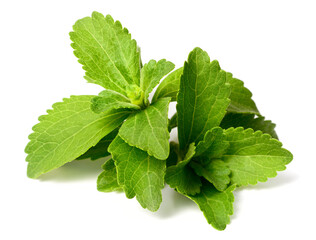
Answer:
[
  {"xmin": 230, "ymin": 171, "xmax": 298, "ymax": 221},
  {"xmin": 38, "ymin": 158, "xmax": 107, "ymax": 182},
  {"xmin": 154, "ymin": 185, "xmax": 197, "ymax": 219},
  {"xmin": 153, "ymin": 172, "xmax": 298, "ymax": 219}
]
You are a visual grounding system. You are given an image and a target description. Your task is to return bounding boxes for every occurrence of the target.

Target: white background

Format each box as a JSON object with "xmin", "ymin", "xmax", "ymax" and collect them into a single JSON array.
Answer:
[{"xmin": 1, "ymin": 0, "xmax": 315, "ymax": 239}]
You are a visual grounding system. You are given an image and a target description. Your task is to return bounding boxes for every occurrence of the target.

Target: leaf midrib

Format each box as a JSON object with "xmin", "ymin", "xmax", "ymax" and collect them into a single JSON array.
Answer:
[
  {"xmin": 81, "ymin": 22, "xmax": 130, "ymax": 91},
  {"xmin": 29, "ymin": 111, "xmax": 129, "ymax": 176}
]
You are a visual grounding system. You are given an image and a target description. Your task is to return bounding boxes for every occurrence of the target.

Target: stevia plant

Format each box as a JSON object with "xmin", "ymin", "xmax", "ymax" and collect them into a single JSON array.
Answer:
[
  {"xmin": 161, "ymin": 48, "xmax": 292, "ymax": 230},
  {"xmin": 25, "ymin": 12, "xmax": 293, "ymax": 230}
]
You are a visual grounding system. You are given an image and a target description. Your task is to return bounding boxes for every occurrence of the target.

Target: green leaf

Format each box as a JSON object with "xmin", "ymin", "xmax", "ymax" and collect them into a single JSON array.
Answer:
[
  {"xmin": 125, "ymin": 84, "xmax": 147, "ymax": 108},
  {"xmin": 91, "ymin": 89, "xmax": 140, "ymax": 114},
  {"xmin": 140, "ymin": 59, "xmax": 175, "ymax": 102},
  {"xmin": 165, "ymin": 143, "xmax": 202, "ymax": 195},
  {"xmin": 166, "ymin": 142, "xmax": 180, "ymax": 167},
  {"xmin": 177, "ymin": 47, "xmax": 230, "ymax": 150},
  {"xmin": 226, "ymin": 72, "xmax": 260, "ymax": 115},
  {"xmin": 168, "ymin": 113, "xmax": 178, "ymax": 132},
  {"xmin": 119, "ymin": 97, "xmax": 171, "ymax": 160},
  {"xmin": 190, "ymin": 159, "xmax": 231, "ymax": 191},
  {"xmin": 187, "ymin": 182, "xmax": 235, "ymax": 231},
  {"xmin": 152, "ymin": 67, "xmax": 183, "ymax": 102},
  {"xmin": 223, "ymin": 127, "xmax": 293, "ymax": 186},
  {"xmin": 25, "ymin": 96, "xmax": 130, "ymax": 178},
  {"xmin": 138, "ymin": 46, "xmax": 143, "ymax": 69},
  {"xmin": 220, "ymin": 113, "xmax": 278, "ymax": 139},
  {"xmin": 108, "ymin": 136, "xmax": 166, "ymax": 211},
  {"xmin": 70, "ymin": 12, "xmax": 140, "ymax": 95},
  {"xmin": 97, "ymin": 158, "xmax": 121, "ymax": 192},
  {"xmin": 154, "ymin": 69, "xmax": 260, "ymax": 116},
  {"xmin": 195, "ymin": 127, "xmax": 229, "ymax": 158},
  {"xmin": 77, "ymin": 128, "xmax": 118, "ymax": 161}
]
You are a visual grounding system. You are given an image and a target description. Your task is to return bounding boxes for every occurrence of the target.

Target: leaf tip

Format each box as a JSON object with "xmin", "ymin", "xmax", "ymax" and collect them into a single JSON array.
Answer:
[
  {"xmin": 92, "ymin": 11, "xmax": 104, "ymax": 19},
  {"xmin": 26, "ymin": 164, "xmax": 39, "ymax": 179}
]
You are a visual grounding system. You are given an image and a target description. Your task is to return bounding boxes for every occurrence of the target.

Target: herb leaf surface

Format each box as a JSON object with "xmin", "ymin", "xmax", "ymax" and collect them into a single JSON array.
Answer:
[
  {"xmin": 152, "ymin": 67, "xmax": 183, "ymax": 102},
  {"xmin": 25, "ymin": 95, "xmax": 129, "ymax": 178},
  {"xmin": 109, "ymin": 135, "xmax": 165, "ymax": 211},
  {"xmin": 221, "ymin": 113, "xmax": 278, "ymax": 139},
  {"xmin": 97, "ymin": 158, "xmax": 121, "ymax": 192},
  {"xmin": 119, "ymin": 97, "xmax": 171, "ymax": 160},
  {"xmin": 140, "ymin": 59, "xmax": 175, "ymax": 102},
  {"xmin": 177, "ymin": 47, "xmax": 230, "ymax": 150},
  {"xmin": 77, "ymin": 128, "xmax": 119, "ymax": 161},
  {"xmin": 165, "ymin": 143, "xmax": 202, "ymax": 195},
  {"xmin": 190, "ymin": 159, "xmax": 231, "ymax": 191},
  {"xmin": 226, "ymin": 72, "xmax": 260, "ymax": 115},
  {"xmin": 223, "ymin": 127, "xmax": 293, "ymax": 186},
  {"xmin": 70, "ymin": 11, "xmax": 140, "ymax": 95},
  {"xmin": 91, "ymin": 89, "xmax": 140, "ymax": 114},
  {"xmin": 187, "ymin": 182, "xmax": 235, "ymax": 230},
  {"xmin": 195, "ymin": 127, "xmax": 229, "ymax": 158}
]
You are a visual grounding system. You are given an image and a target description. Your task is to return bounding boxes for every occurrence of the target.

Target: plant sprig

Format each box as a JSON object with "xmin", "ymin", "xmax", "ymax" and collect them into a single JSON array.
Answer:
[{"xmin": 25, "ymin": 11, "xmax": 293, "ymax": 230}]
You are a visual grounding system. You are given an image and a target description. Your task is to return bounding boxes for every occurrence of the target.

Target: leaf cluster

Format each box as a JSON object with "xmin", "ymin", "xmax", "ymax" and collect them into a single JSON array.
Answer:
[{"xmin": 25, "ymin": 12, "xmax": 293, "ymax": 230}]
